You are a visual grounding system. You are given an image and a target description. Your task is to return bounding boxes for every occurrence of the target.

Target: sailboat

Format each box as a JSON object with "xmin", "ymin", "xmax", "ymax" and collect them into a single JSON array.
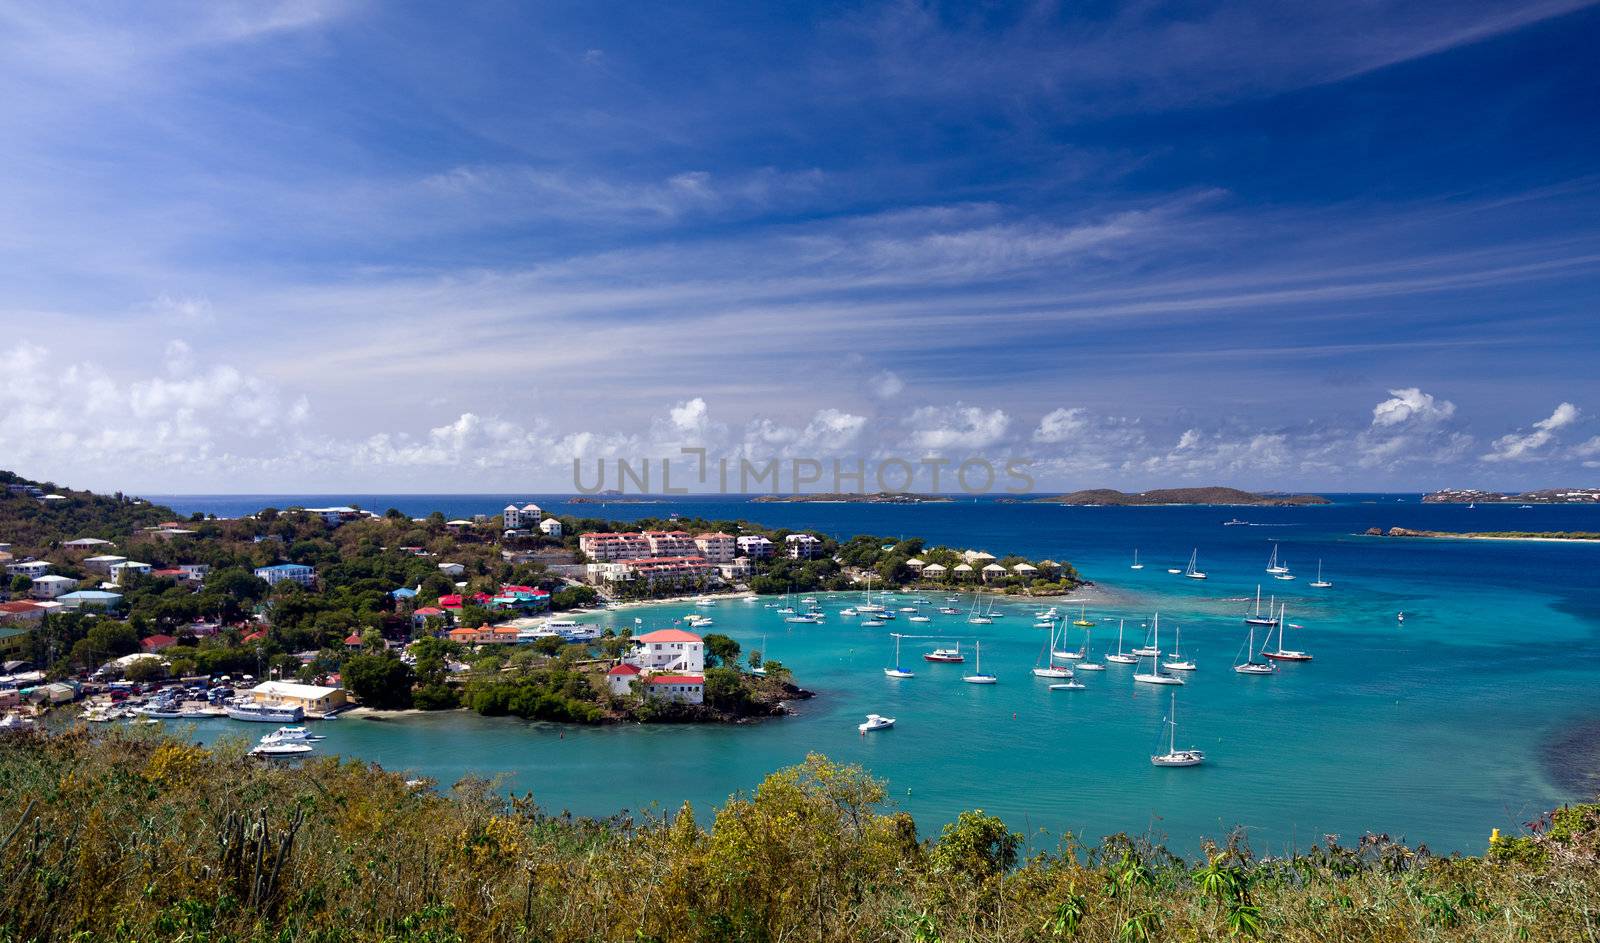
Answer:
[
  {"xmin": 1131, "ymin": 621, "xmax": 1159, "ymax": 657},
  {"xmin": 1273, "ymin": 560, "xmax": 1296, "ymax": 581},
  {"xmin": 1134, "ymin": 615, "xmax": 1184, "ymax": 685},
  {"xmin": 1244, "ymin": 586, "xmax": 1279, "ymax": 627},
  {"xmin": 908, "ymin": 608, "xmax": 931, "ymax": 623},
  {"xmin": 1233, "ymin": 623, "xmax": 1276, "ymax": 674},
  {"xmin": 752, "ymin": 635, "xmax": 769, "ymax": 676},
  {"xmin": 1076, "ymin": 626, "xmax": 1105, "ymax": 671},
  {"xmin": 1130, "ymin": 549, "xmax": 1144, "ymax": 570},
  {"xmin": 1262, "ymin": 603, "xmax": 1312, "ymax": 662},
  {"xmin": 1184, "ymin": 549, "xmax": 1207, "ymax": 580},
  {"xmin": 962, "ymin": 641, "xmax": 998, "ymax": 683},
  {"xmin": 1163, "ymin": 623, "xmax": 1196, "ymax": 672},
  {"xmin": 967, "ymin": 594, "xmax": 993, "ymax": 625},
  {"xmin": 1032, "ymin": 624, "xmax": 1073, "ymax": 678},
  {"xmin": 884, "ymin": 634, "xmax": 916, "ymax": 678},
  {"xmin": 1310, "ymin": 560, "xmax": 1333, "ymax": 589},
  {"xmin": 1265, "ymin": 544, "xmax": 1288, "ymax": 575},
  {"xmin": 1072, "ymin": 604, "xmax": 1095, "ymax": 627},
  {"xmin": 1105, "ymin": 619, "xmax": 1139, "ymax": 664},
  {"xmin": 1150, "ymin": 691, "xmax": 1205, "ymax": 767}
]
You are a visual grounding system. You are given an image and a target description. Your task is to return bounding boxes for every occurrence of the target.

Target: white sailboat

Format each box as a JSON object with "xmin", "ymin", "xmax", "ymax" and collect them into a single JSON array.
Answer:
[
  {"xmin": 1131, "ymin": 620, "xmax": 1159, "ymax": 657},
  {"xmin": 1032, "ymin": 624, "xmax": 1073, "ymax": 678},
  {"xmin": 1265, "ymin": 544, "xmax": 1288, "ymax": 575},
  {"xmin": 1163, "ymin": 623, "xmax": 1196, "ymax": 672},
  {"xmin": 1130, "ymin": 548, "xmax": 1144, "ymax": 570},
  {"xmin": 967, "ymin": 594, "xmax": 993, "ymax": 625},
  {"xmin": 884, "ymin": 633, "xmax": 916, "ymax": 678},
  {"xmin": 1310, "ymin": 560, "xmax": 1333, "ymax": 589},
  {"xmin": 1184, "ymin": 549, "xmax": 1207, "ymax": 580},
  {"xmin": 1150, "ymin": 691, "xmax": 1205, "ymax": 767},
  {"xmin": 1105, "ymin": 619, "xmax": 1139, "ymax": 664},
  {"xmin": 1262, "ymin": 603, "xmax": 1312, "ymax": 662},
  {"xmin": 1077, "ymin": 625, "xmax": 1105, "ymax": 671},
  {"xmin": 752, "ymin": 635, "xmax": 769, "ymax": 676},
  {"xmin": 1234, "ymin": 623, "xmax": 1276, "ymax": 675},
  {"xmin": 1134, "ymin": 615, "xmax": 1184, "ymax": 685},
  {"xmin": 962, "ymin": 641, "xmax": 998, "ymax": 684}
]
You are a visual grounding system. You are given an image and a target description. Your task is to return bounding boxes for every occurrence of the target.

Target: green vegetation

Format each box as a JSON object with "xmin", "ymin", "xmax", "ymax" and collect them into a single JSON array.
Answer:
[
  {"xmin": 2, "ymin": 730, "xmax": 1595, "ymax": 943},
  {"xmin": 1031, "ymin": 487, "xmax": 1331, "ymax": 506}
]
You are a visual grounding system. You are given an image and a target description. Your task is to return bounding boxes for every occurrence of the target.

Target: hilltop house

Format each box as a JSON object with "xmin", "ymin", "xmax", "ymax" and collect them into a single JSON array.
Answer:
[
  {"xmin": 5, "ymin": 560, "xmax": 50, "ymax": 579},
  {"xmin": 538, "ymin": 517, "xmax": 563, "ymax": 537},
  {"xmin": 61, "ymin": 537, "xmax": 115, "ymax": 551},
  {"xmin": 503, "ymin": 503, "xmax": 543, "ymax": 529},
  {"xmin": 110, "ymin": 561, "xmax": 153, "ymax": 585},
  {"xmin": 83, "ymin": 554, "xmax": 127, "ymax": 576}
]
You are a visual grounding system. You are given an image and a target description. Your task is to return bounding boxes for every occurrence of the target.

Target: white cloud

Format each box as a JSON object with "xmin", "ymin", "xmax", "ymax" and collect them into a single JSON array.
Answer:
[
  {"xmin": 1371, "ymin": 387, "xmax": 1455, "ymax": 427},
  {"xmin": 868, "ymin": 370, "xmax": 905, "ymax": 399},
  {"xmin": 1483, "ymin": 402, "xmax": 1581, "ymax": 462},
  {"xmin": 906, "ymin": 405, "xmax": 1010, "ymax": 451},
  {"xmin": 1033, "ymin": 407, "xmax": 1089, "ymax": 443}
]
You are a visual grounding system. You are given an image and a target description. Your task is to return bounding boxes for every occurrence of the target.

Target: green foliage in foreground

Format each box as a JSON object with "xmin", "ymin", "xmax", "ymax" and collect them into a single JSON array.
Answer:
[{"xmin": 1, "ymin": 731, "xmax": 1597, "ymax": 943}]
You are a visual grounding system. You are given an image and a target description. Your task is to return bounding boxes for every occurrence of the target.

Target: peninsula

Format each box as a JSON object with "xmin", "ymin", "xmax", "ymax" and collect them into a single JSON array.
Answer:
[
  {"xmin": 1367, "ymin": 526, "xmax": 1600, "ymax": 542},
  {"xmin": 749, "ymin": 491, "xmax": 951, "ymax": 504},
  {"xmin": 1025, "ymin": 486, "xmax": 1330, "ymax": 506}
]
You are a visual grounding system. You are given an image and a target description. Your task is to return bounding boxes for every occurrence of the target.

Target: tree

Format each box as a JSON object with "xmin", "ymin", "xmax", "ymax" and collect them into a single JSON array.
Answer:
[
  {"xmin": 534, "ymin": 635, "xmax": 564, "ymax": 657},
  {"xmin": 703, "ymin": 666, "xmax": 751, "ymax": 712},
  {"xmin": 930, "ymin": 811, "xmax": 1021, "ymax": 879},
  {"xmin": 124, "ymin": 657, "xmax": 165, "ymax": 682},
  {"xmin": 343, "ymin": 651, "xmax": 414, "ymax": 710},
  {"xmin": 703, "ymin": 633, "xmax": 741, "ymax": 668}
]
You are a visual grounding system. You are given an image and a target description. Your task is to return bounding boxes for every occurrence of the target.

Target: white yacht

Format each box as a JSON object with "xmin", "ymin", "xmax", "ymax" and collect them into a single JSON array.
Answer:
[
  {"xmin": 227, "ymin": 700, "xmax": 305, "ymax": 723},
  {"xmin": 1184, "ymin": 549, "xmax": 1207, "ymax": 580},
  {"xmin": 1150, "ymin": 691, "xmax": 1205, "ymax": 767},
  {"xmin": 251, "ymin": 741, "xmax": 313, "ymax": 758},
  {"xmin": 858, "ymin": 714, "xmax": 896, "ymax": 733}
]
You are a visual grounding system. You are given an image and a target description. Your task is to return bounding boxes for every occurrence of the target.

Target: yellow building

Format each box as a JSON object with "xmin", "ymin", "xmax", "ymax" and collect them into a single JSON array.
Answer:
[{"xmin": 245, "ymin": 680, "xmax": 347, "ymax": 714}]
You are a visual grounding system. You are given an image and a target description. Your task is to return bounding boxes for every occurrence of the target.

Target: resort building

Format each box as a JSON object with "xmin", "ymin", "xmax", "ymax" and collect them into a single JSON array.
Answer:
[
  {"xmin": 587, "ymin": 555, "xmax": 712, "ymax": 587},
  {"xmin": 644, "ymin": 531, "xmax": 698, "ymax": 556},
  {"xmin": 253, "ymin": 563, "xmax": 315, "ymax": 587},
  {"xmin": 605, "ymin": 663, "xmax": 641, "ymax": 696},
  {"xmin": 437, "ymin": 562, "xmax": 466, "ymax": 577},
  {"xmin": 578, "ymin": 532, "xmax": 653, "ymax": 562},
  {"xmin": 30, "ymin": 575, "xmax": 80, "ymax": 599},
  {"xmin": 503, "ymin": 502, "xmax": 543, "ymax": 529},
  {"xmin": 716, "ymin": 559, "xmax": 753, "ymax": 580},
  {"xmin": 953, "ymin": 563, "xmax": 975, "ymax": 580},
  {"xmin": 5, "ymin": 560, "xmax": 50, "ymax": 579},
  {"xmin": 538, "ymin": 518, "xmax": 563, "ymax": 537},
  {"xmin": 981, "ymin": 563, "xmax": 1007, "ymax": 581},
  {"xmin": 736, "ymin": 535, "xmax": 775, "ymax": 559},
  {"xmin": 446, "ymin": 624, "xmax": 520, "ymax": 645},
  {"xmin": 694, "ymin": 533, "xmax": 737, "ymax": 563},
  {"xmin": 1012, "ymin": 563, "xmax": 1038, "ymax": 578},
  {"xmin": 84, "ymin": 554, "xmax": 127, "ymax": 576},
  {"xmin": 963, "ymin": 550, "xmax": 997, "ymax": 564},
  {"xmin": 906, "ymin": 557, "xmax": 926, "ymax": 573},
  {"xmin": 243, "ymin": 680, "xmax": 347, "ymax": 714},
  {"xmin": 921, "ymin": 562, "xmax": 948, "ymax": 579},
  {"xmin": 628, "ymin": 628, "xmax": 705, "ymax": 673},
  {"xmin": 785, "ymin": 533, "xmax": 824, "ymax": 559}
]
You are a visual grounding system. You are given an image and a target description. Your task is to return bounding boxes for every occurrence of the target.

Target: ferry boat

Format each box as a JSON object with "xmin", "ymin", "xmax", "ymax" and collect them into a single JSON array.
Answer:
[{"xmin": 227, "ymin": 700, "xmax": 305, "ymax": 723}]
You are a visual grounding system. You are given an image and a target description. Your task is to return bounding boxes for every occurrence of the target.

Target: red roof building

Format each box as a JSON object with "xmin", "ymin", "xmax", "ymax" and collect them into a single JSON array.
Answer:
[
  {"xmin": 634, "ymin": 628, "xmax": 703, "ymax": 644},
  {"xmin": 140, "ymin": 634, "xmax": 178, "ymax": 653},
  {"xmin": 606, "ymin": 663, "xmax": 641, "ymax": 677},
  {"xmin": 344, "ymin": 633, "xmax": 364, "ymax": 648}
]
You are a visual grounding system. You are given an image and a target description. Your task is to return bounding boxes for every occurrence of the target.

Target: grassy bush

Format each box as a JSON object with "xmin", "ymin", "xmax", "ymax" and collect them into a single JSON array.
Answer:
[{"xmin": 0, "ymin": 729, "xmax": 1596, "ymax": 942}]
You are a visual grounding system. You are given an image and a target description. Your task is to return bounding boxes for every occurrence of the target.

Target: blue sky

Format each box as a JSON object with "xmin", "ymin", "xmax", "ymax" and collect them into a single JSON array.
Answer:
[{"xmin": 2, "ymin": 0, "xmax": 1598, "ymax": 493}]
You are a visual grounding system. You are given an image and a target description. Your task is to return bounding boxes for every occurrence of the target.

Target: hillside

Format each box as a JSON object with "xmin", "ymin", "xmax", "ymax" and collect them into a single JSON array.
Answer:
[
  {"xmin": 1034, "ymin": 487, "xmax": 1331, "ymax": 506},
  {"xmin": 1423, "ymin": 488, "xmax": 1600, "ymax": 504},
  {"xmin": 0, "ymin": 470, "xmax": 180, "ymax": 553},
  {"xmin": 750, "ymin": 492, "xmax": 951, "ymax": 503}
]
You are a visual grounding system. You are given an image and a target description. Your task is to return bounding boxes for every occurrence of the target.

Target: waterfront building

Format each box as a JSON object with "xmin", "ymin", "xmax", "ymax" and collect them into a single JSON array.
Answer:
[
  {"xmin": 963, "ymin": 550, "xmax": 997, "ymax": 564},
  {"xmin": 785, "ymin": 533, "xmax": 824, "ymax": 559},
  {"xmin": 587, "ymin": 555, "xmax": 712, "ymax": 587},
  {"xmin": 606, "ymin": 663, "xmax": 641, "ymax": 696},
  {"xmin": 503, "ymin": 503, "xmax": 544, "ymax": 529},
  {"xmin": 447, "ymin": 624, "xmax": 520, "ymax": 645},
  {"xmin": 981, "ymin": 563, "xmax": 1008, "ymax": 581},
  {"xmin": 30, "ymin": 574, "xmax": 79, "ymax": 599},
  {"xmin": 1012, "ymin": 563, "xmax": 1038, "ymax": 578},
  {"xmin": 736, "ymin": 535, "xmax": 774, "ymax": 559},
  {"xmin": 244, "ymin": 680, "xmax": 347, "ymax": 714},
  {"xmin": 628, "ymin": 628, "xmax": 705, "ymax": 673},
  {"xmin": 444, "ymin": 520, "xmax": 474, "ymax": 536},
  {"xmin": 253, "ymin": 563, "xmax": 315, "ymax": 587},
  {"xmin": 906, "ymin": 557, "xmax": 926, "ymax": 573},
  {"xmin": 921, "ymin": 562, "xmax": 948, "ymax": 579},
  {"xmin": 953, "ymin": 563, "xmax": 975, "ymax": 580},
  {"xmin": 694, "ymin": 532, "xmax": 736, "ymax": 563},
  {"xmin": 644, "ymin": 531, "xmax": 697, "ymax": 556},
  {"xmin": 645, "ymin": 674, "xmax": 705, "ymax": 705},
  {"xmin": 716, "ymin": 559, "xmax": 752, "ymax": 580}
]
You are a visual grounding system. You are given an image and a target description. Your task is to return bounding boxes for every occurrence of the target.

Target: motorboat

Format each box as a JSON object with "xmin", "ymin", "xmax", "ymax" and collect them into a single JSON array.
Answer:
[
  {"xmin": 923, "ymin": 646, "xmax": 965, "ymax": 663},
  {"xmin": 260, "ymin": 725, "xmax": 323, "ymax": 743},
  {"xmin": 251, "ymin": 741, "xmax": 313, "ymax": 758},
  {"xmin": 227, "ymin": 700, "xmax": 306, "ymax": 723},
  {"xmin": 858, "ymin": 714, "xmax": 895, "ymax": 733},
  {"xmin": 1049, "ymin": 680, "xmax": 1087, "ymax": 691}
]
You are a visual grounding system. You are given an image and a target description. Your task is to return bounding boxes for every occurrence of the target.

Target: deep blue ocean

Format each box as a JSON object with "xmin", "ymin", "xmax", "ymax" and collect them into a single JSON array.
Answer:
[{"xmin": 150, "ymin": 492, "xmax": 1600, "ymax": 855}]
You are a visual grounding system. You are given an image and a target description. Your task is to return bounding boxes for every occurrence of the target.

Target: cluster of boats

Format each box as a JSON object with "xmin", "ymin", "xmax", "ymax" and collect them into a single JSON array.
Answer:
[
  {"xmin": 1136, "ymin": 544, "xmax": 1334, "ymax": 589},
  {"xmin": 249, "ymin": 725, "xmax": 324, "ymax": 757}
]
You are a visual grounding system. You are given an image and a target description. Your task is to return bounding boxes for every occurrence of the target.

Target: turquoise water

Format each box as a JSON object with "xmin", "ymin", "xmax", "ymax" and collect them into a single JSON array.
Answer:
[{"xmin": 163, "ymin": 494, "xmax": 1600, "ymax": 854}]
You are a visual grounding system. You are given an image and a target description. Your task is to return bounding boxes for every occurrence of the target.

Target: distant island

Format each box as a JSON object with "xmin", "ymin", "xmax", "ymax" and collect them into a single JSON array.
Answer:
[
  {"xmin": 1367, "ymin": 526, "xmax": 1600, "ymax": 542},
  {"xmin": 1022, "ymin": 487, "xmax": 1331, "ymax": 507},
  {"xmin": 1422, "ymin": 488, "xmax": 1600, "ymax": 504},
  {"xmin": 750, "ymin": 492, "xmax": 951, "ymax": 504}
]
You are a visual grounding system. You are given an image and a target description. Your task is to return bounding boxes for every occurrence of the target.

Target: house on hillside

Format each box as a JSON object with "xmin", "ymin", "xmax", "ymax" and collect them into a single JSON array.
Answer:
[
  {"xmin": 30, "ymin": 575, "xmax": 79, "ymax": 599},
  {"xmin": 253, "ymin": 563, "xmax": 315, "ymax": 587}
]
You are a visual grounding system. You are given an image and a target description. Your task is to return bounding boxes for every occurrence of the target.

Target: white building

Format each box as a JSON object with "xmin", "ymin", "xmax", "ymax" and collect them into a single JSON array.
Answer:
[
  {"xmin": 538, "ymin": 518, "xmax": 563, "ymax": 538},
  {"xmin": 110, "ymin": 561, "xmax": 153, "ymax": 585},
  {"xmin": 178, "ymin": 563, "xmax": 210, "ymax": 583},
  {"xmin": 245, "ymin": 680, "xmax": 347, "ymax": 714},
  {"xmin": 716, "ymin": 559, "xmax": 752, "ymax": 580},
  {"xmin": 304, "ymin": 506, "xmax": 364, "ymax": 526},
  {"xmin": 253, "ymin": 563, "xmax": 315, "ymax": 587},
  {"xmin": 694, "ymin": 533, "xmax": 736, "ymax": 563},
  {"xmin": 921, "ymin": 562, "xmax": 948, "ymax": 579},
  {"xmin": 83, "ymin": 554, "xmax": 127, "ymax": 576},
  {"xmin": 982, "ymin": 563, "xmax": 1008, "ymax": 581},
  {"xmin": 62, "ymin": 537, "xmax": 115, "ymax": 551},
  {"xmin": 5, "ymin": 560, "xmax": 51, "ymax": 579},
  {"xmin": 606, "ymin": 662, "xmax": 642, "ymax": 696},
  {"xmin": 785, "ymin": 533, "xmax": 824, "ymax": 559},
  {"xmin": 645, "ymin": 674, "xmax": 704, "ymax": 705},
  {"xmin": 628, "ymin": 628, "xmax": 705, "ymax": 673},
  {"xmin": 736, "ymin": 535, "xmax": 775, "ymax": 559},
  {"xmin": 437, "ymin": 562, "xmax": 466, "ymax": 577},
  {"xmin": 579, "ymin": 532, "xmax": 653, "ymax": 562},
  {"xmin": 30, "ymin": 574, "xmax": 80, "ymax": 599},
  {"xmin": 587, "ymin": 556, "xmax": 711, "ymax": 588},
  {"xmin": 503, "ymin": 503, "xmax": 543, "ymax": 529}
]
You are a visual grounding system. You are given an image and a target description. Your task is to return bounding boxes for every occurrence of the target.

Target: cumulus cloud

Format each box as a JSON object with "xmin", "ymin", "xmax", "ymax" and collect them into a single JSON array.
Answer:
[
  {"xmin": 1371, "ymin": 387, "xmax": 1455, "ymax": 427},
  {"xmin": 1483, "ymin": 402, "xmax": 1581, "ymax": 462},
  {"xmin": 905, "ymin": 404, "xmax": 1010, "ymax": 451},
  {"xmin": 1033, "ymin": 407, "xmax": 1089, "ymax": 443}
]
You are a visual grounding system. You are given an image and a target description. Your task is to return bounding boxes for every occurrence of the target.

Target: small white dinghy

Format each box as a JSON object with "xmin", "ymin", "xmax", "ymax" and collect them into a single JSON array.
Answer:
[
  {"xmin": 1050, "ymin": 680, "xmax": 1087, "ymax": 691},
  {"xmin": 858, "ymin": 714, "xmax": 895, "ymax": 733}
]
